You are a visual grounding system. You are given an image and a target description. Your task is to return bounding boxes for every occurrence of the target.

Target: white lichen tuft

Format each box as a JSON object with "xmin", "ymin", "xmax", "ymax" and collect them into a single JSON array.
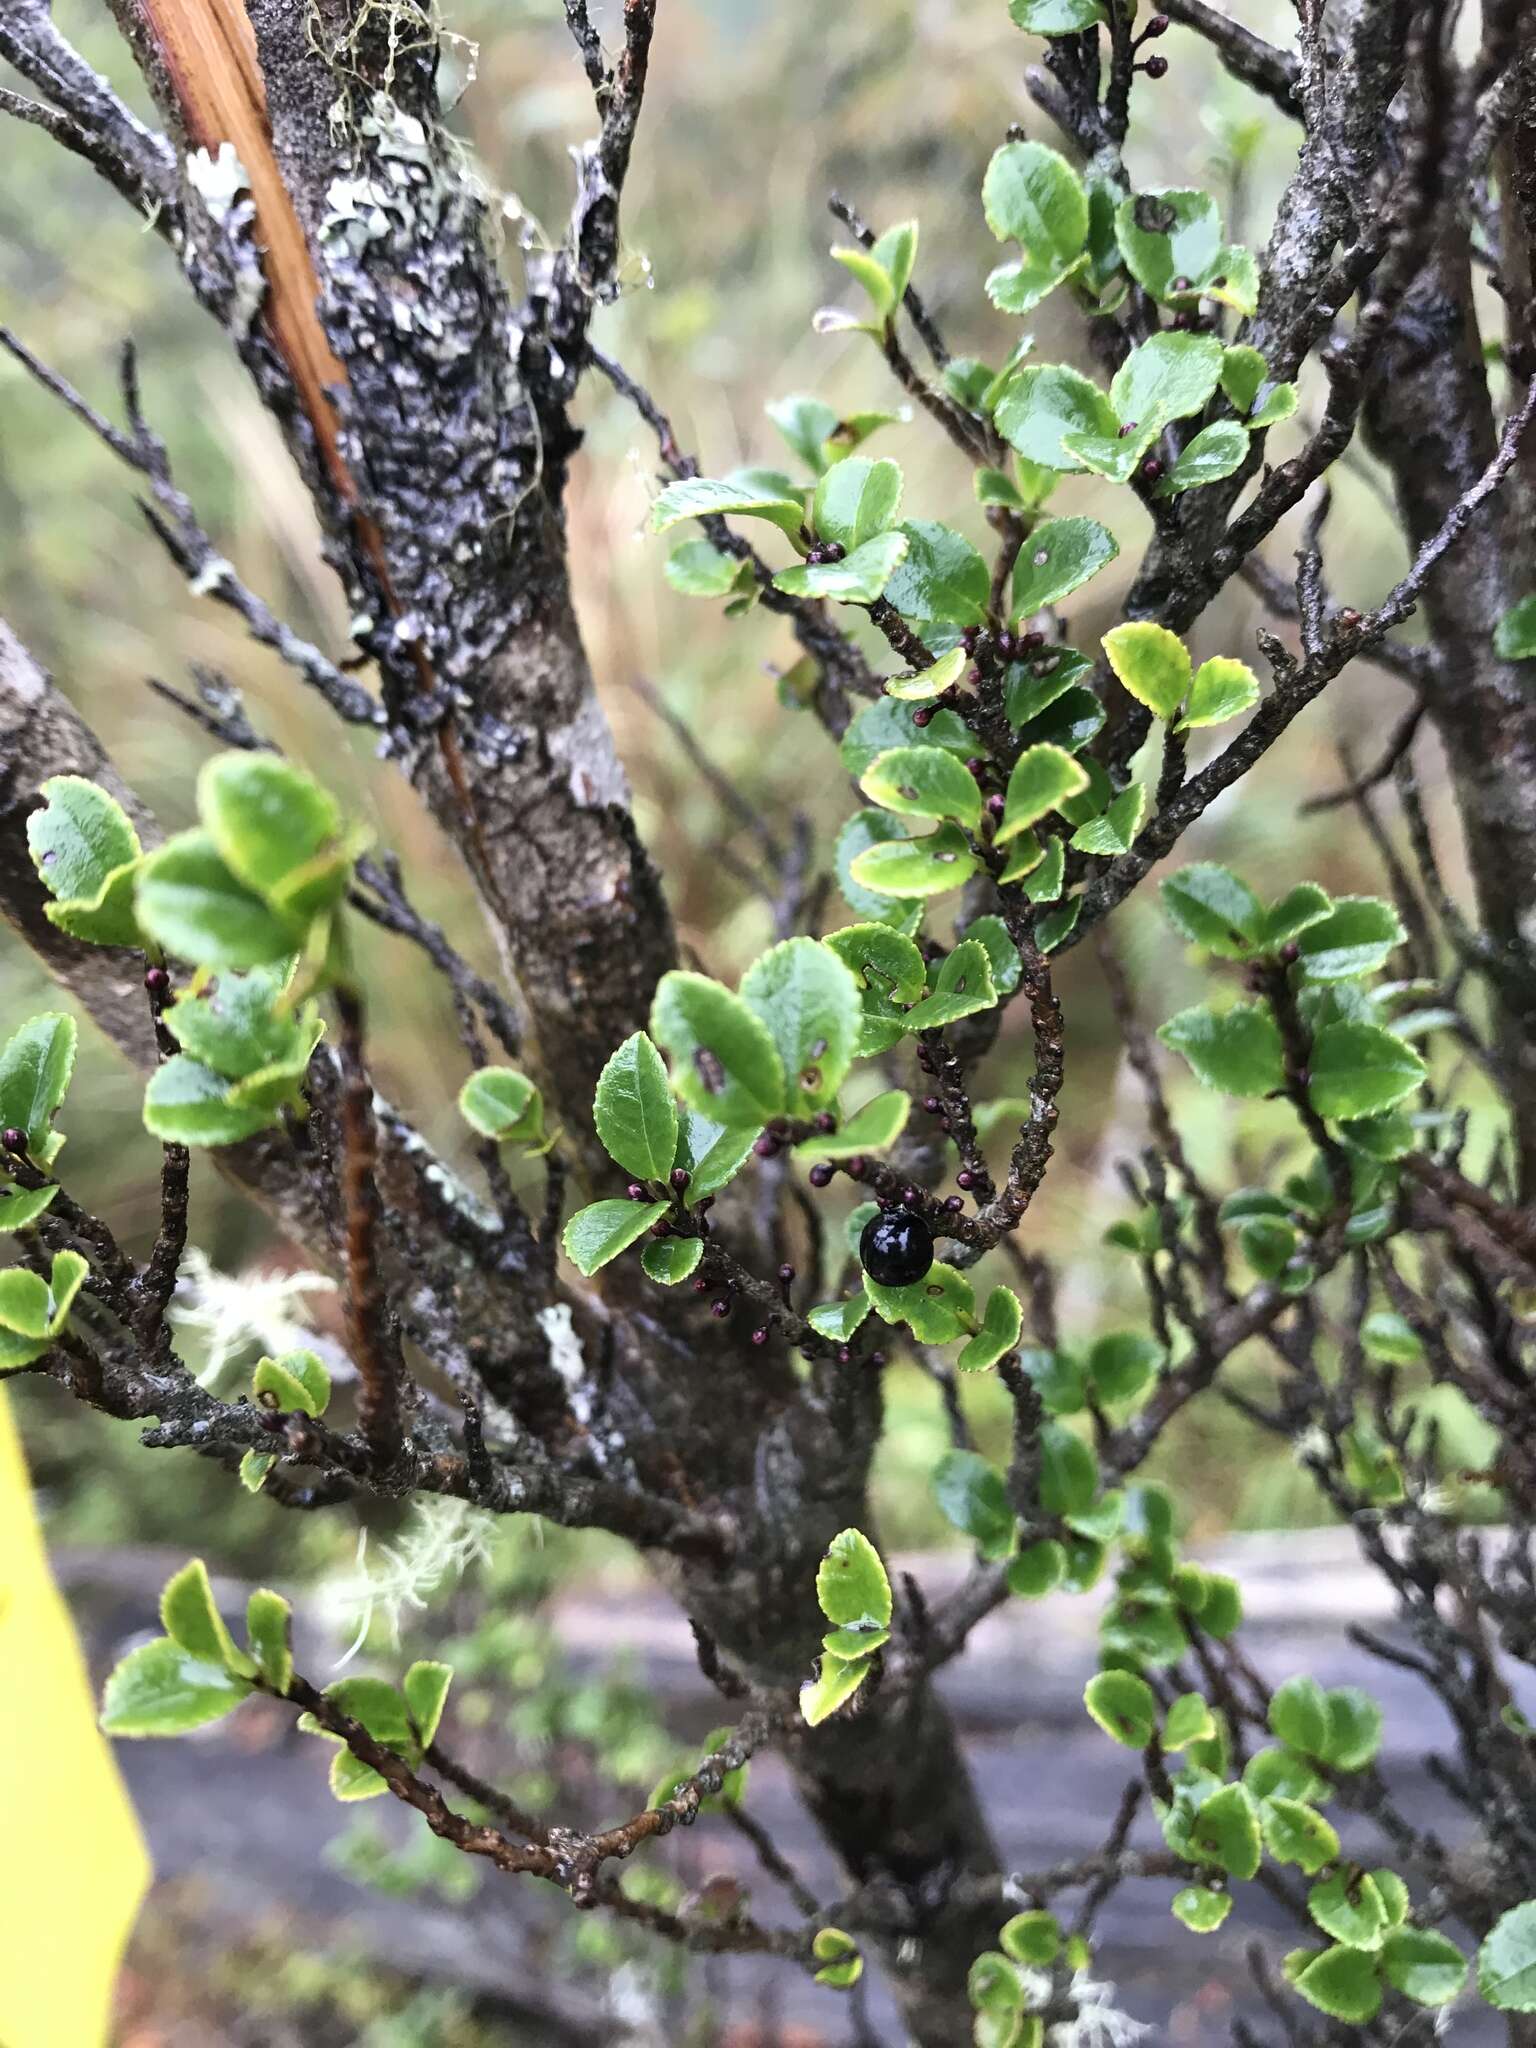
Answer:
[
  {"xmin": 170, "ymin": 1249, "xmax": 337, "ymax": 1388},
  {"xmin": 320, "ymin": 1496, "xmax": 496, "ymax": 1665},
  {"xmin": 1049, "ymin": 1975, "xmax": 1152, "ymax": 2048}
]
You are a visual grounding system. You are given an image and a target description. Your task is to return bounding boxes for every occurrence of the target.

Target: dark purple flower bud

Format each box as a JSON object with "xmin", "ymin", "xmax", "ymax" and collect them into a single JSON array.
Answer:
[
  {"xmin": 751, "ymin": 1327, "xmax": 770, "ymax": 1346},
  {"xmin": 808, "ymin": 1162, "xmax": 835, "ymax": 1188},
  {"xmin": 957, "ymin": 1169, "xmax": 975, "ymax": 1190},
  {"xmin": 670, "ymin": 1166, "xmax": 691, "ymax": 1192}
]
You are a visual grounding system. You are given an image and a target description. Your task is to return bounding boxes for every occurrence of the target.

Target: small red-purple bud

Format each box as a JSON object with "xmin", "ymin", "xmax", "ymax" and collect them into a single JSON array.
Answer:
[
  {"xmin": 754, "ymin": 1133, "xmax": 780, "ymax": 1159},
  {"xmin": 144, "ymin": 964, "xmax": 172, "ymax": 1002},
  {"xmin": 869, "ymin": 1351, "xmax": 886, "ymax": 1368},
  {"xmin": 1143, "ymin": 51, "xmax": 1168, "ymax": 76},
  {"xmin": 670, "ymin": 1166, "xmax": 691, "ymax": 1192},
  {"xmin": 986, "ymin": 793, "xmax": 1006, "ymax": 818},
  {"xmin": 845, "ymin": 1155, "xmax": 869, "ymax": 1180},
  {"xmin": 957, "ymin": 1169, "xmax": 976, "ymax": 1190},
  {"xmin": 777, "ymin": 1262, "xmax": 796, "ymax": 1284},
  {"xmin": 808, "ymin": 1162, "xmax": 835, "ymax": 1188},
  {"xmin": 901, "ymin": 1184, "xmax": 921, "ymax": 1208},
  {"xmin": 1141, "ymin": 456, "xmax": 1164, "ymax": 481},
  {"xmin": 650, "ymin": 1217, "xmax": 671, "ymax": 1237},
  {"xmin": 692, "ymin": 1276, "xmax": 710, "ymax": 1293},
  {"xmin": 1020, "ymin": 631, "xmax": 1045, "ymax": 653},
  {"xmin": 944, "ymin": 1194, "xmax": 965, "ymax": 1212},
  {"xmin": 837, "ymin": 1346, "xmax": 853, "ymax": 1365},
  {"xmin": 923, "ymin": 1095, "xmax": 942, "ymax": 1115},
  {"xmin": 813, "ymin": 1111, "xmax": 836, "ymax": 1134},
  {"xmin": 711, "ymin": 1297, "xmax": 732, "ymax": 1318},
  {"xmin": 751, "ymin": 1326, "xmax": 770, "ymax": 1346},
  {"xmin": 1146, "ymin": 11, "xmax": 1169, "ymax": 31},
  {"xmin": 627, "ymin": 1182, "xmax": 647, "ymax": 1201},
  {"xmin": 911, "ymin": 707, "xmax": 933, "ymax": 727},
  {"xmin": 1, "ymin": 1127, "xmax": 26, "ymax": 1156}
]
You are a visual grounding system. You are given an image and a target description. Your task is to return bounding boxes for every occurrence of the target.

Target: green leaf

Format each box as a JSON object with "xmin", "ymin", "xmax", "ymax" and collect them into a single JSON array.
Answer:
[
  {"xmin": 1361, "ymin": 1310, "xmax": 1422, "ymax": 1364},
  {"xmin": 1086, "ymin": 1330, "xmax": 1161, "ymax": 1405},
  {"xmin": 1037, "ymin": 1421, "xmax": 1098, "ymax": 1516},
  {"xmin": 796, "ymin": 1090, "xmax": 910, "ymax": 1161},
  {"xmin": 963, "ymin": 917, "xmax": 1023, "ymax": 996},
  {"xmin": 143, "ymin": 1056, "xmax": 277, "ymax": 1146},
  {"xmin": 641, "ymin": 1236, "xmax": 704, "ymax": 1285},
  {"xmin": 136, "ymin": 831, "xmax": 299, "ymax": 970},
  {"xmin": 1069, "ymin": 784, "xmax": 1146, "ymax": 857},
  {"xmin": 1085, "ymin": 1670, "xmax": 1157, "ymax": 1748},
  {"xmin": 1261, "ymin": 1797, "xmax": 1339, "ymax": 1874},
  {"xmin": 650, "ymin": 474, "xmax": 804, "ymax": 536},
  {"xmin": 458, "ymin": 1065, "xmax": 544, "ymax": 1146},
  {"xmin": 161, "ymin": 1559, "xmax": 254, "ymax": 1676},
  {"xmin": 403, "ymin": 1660, "xmax": 452, "ymax": 1748},
  {"xmin": 162, "ymin": 966, "xmax": 308, "ymax": 1083},
  {"xmin": 849, "ymin": 825, "xmax": 980, "ymax": 898},
  {"xmin": 562, "ymin": 1199, "xmax": 669, "ymax": 1276},
  {"xmin": 1010, "ymin": 516, "xmax": 1119, "ymax": 619},
  {"xmin": 883, "ymin": 521, "xmax": 990, "ymax": 626},
  {"xmin": 1245, "ymin": 1746, "xmax": 1326, "ymax": 1804},
  {"xmin": 1036, "ymin": 895, "xmax": 1080, "ymax": 953},
  {"xmin": 1220, "ymin": 345, "xmax": 1267, "ymax": 413},
  {"xmin": 741, "ymin": 937, "xmax": 861, "ymax": 1112},
  {"xmin": 862, "ymin": 746, "xmax": 983, "ymax": 828},
  {"xmin": 824, "ymin": 924, "xmax": 927, "ymax": 1005},
  {"xmin": 0, "ymin": 1013, "xmax": 76, "ymax": 1163},
  {"xmin": 1159, "ymin": 1002, "xmax": 1284, "ymax": 1096},
  {"xmin": 932, "ymin": 1449, "xmax": 1015, "ymax": 1559},
  {"xmin": 1017, "ymin": 1347, "xmax": 1086, "ymax": 1415},
  {"xmin": 1321, "ymin": 1685, "xmax": 1383, "ymax": 1772},
  {"xmin": 969, "ymin": 1950, "xmax": 1027, "ymax": 2021},
  {"xmin": 0, "ymin": 1183, "xmax": 58, "ymax": 1232},
  {"xmin": 245, "ymin": 1588, "xmax": 294, "ymax": 1694},
  {"xmin": 800, "ymin": 1655, "xmax": 872, "ymax": 1726},
  {"xmin": 994, "ymin": 364, "xmax": 1119, "ymax": 472},
  {"xmin": 1110, "ymin": 332, "xmax": 1224, "ymax": 428},
  {"xmin": 1000, "ymin": 1912, "xmax": 1060, "ymax": 1967},
  {"xmin": 1008, "ymin": 1539, "xmax": 1067, "ymax": 1597},
  {"xmin": 1258, "ymin": 883, "xmax": 1334, "ymax": 949},
  {"xmin": 1495, "ymin": 595, "xmax": 1536, "ymax": 660},
  {"xmin": 652, "ymin": 971, "xmax": 786, "ymax": 1125},
  {"xmin": 983, "ymin": 142, "xmax": 1089, "ymax": 316},
  {"xmin": 1309, "ymin": 1871, "xmax": 1389, "ymax": 1951},
  {"xmin": 1114, "ymin": 190, "xmax": 1253, "ymax": 310},
  {"xmin": 1158, "ymin": 422, "xmax": 1249, "ymax": 496},
  {"xmin": 201, "ymin": 753, "xmax": 353, "ymax": 923},
  {"xmin": 774, "ymin": 531, "xmax": 908, "ymax": 604},
  {"xmin": 1009, "ymin": 0, "xmax": 1105, "ymax": 29},
  {"xmin": 810, "ymin": 1926, "xmax": 864, "ymax": 1992},
  {"xmin": 238, "ymin": 1450, "xmax": 274, "ymax": 1492},
  {"xmin": 1163, "ymin": 1693, "xmax": 1217, "ymax": 1751},
  {"xmin": 1172, "ymin": 1887, "xmax": 1232, "ymax": 1933},
  {"xmin": 885, "ymin": 646, "xmax": 969, "ymax": 702},
  {"xmin": 1188, "ymin": 1782, "xmax": 1262, "ymax": 1879},
  {"xmin": 866, "ymin": 1259, "xmax": 974, "ymax": 1345},
  {"xmin": 903, "ymin": 939, "xmax": 998, "ymax": 1032},
  {"xmin": 1288, "ymin": 1945, "xmax": 1383, "ymax": 2024},
  {"xmin": 27, "ymin": 775, "xmax": 143, "ymax": 947},
  {"xmin": 766, "ymin": 394, "xmax": 836, "ymax": 474},
  {"xmin": 1382, "ymin": 1927, "xmax": 1466, "ymax": 2007},
  {"xmin": 831, "ymin": 244, "xmax": 897, "ymax": 321},
  {"xmin": 1295, "ymin": 898, "xmax": 1406, "ymax": 981},
  {"xmin": 1479, "ymin": 1903, "xmax": 1536, "ymax": 2011},
  {"xmin": 1250, "ymin": 381, "xmax": 1298, "ymax": 429},
  {"xmin": 1178, "ymin": 656, "xmax": 1260, "ymax": 731},
  {"xmin": 958, "ymin": 1286, "xmax": 1024, "ymax": 1373},
  {"xmin": 807, "ymin": 1291, "xmax": 872, "ymax": 1342},
  {"xmin": 1022, "ymin": 836, "xmax": 1065, "ymax": 903},
  {"xmin": 1309, "ymin": 1021, "xmax": 1426, "ymax": 1119},
  {"xmin": 253, "ymin": 1347, "xmax": 330, "ymax": 1417},
  {"xmin": 813, "ymin": 458, "xmax": 903, "ymax": 550},
  {"xmin": 841, "ymin": 696, "xmax": 980, "ymax": 779},
  {"xmin": 1102, "ymin": 621, "xmax": 1190, "ymax": 721},
  {"xmin": 100, "ymin": 1635, "xmax": 251, "ymax": 1736},
  {"xmin": 817, "ymin": 1528, "xmax": 893, "ymax": 1630},
  {"xmin": 329, "ymin": 1748, "xmax": 389, "ymax": 1801},
  {"xmin": 672, "ymin": 1113, "xmax": 759, "ymax": 1203},
  {"xmin": 1161, "ymin": 865, "xmax": 1263, "ymax": 955},
  {"xmin": 999, "ymin": 744, "xmax": 1090, "ymax": 844},
  {"xmin": 594, "ymin": 1032, "xmax": 679, "ymax": 1182},
  {"xmin": 664, "ymin": 539, "xmax": 745, "ymax": 598},
  {"xmin": 1270, "ymin": 1676, "xmax": 1330, "ymax": 1756}
]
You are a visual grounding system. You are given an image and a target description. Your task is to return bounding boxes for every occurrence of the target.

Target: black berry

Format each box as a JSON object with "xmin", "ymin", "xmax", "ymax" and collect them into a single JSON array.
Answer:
[
  {"xmin": 957, "ymin": 1169, "xmax": 975, "ymax": 1190},
  {"xmin": 1141, "ymin": 456, "xmax": 1164, "ymax": 481},
  {"xmin": 808, "ymin": 1162, "xmax": 835, "ymax": 1188},
  {"xmin": 1144, "ymin": 52, "xmax": 1168, "ymax": 76},
  {"xmin": 777, "ymin": 1262, "xmax": 796, "ymax": 1284},
  {"xmin": 859, "ymin": 1206, "xmax": 935, "ymax": 1289},
  {"xmin": 144, "ymin": 965, "xmax": 172, "ymax": 1002}
]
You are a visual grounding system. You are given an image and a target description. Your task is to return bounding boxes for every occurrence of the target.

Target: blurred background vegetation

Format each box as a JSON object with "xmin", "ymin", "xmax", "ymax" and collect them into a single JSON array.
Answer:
[{"xmin": 0, "ymin": 0, "xmax": 1498, "ymax": 2039}]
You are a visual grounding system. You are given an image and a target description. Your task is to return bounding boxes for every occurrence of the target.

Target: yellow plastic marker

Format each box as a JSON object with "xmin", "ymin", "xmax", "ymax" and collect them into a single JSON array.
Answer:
[{"xmin": 0, "ymin": 1388, "xmax": 152, "ymax": 2046}]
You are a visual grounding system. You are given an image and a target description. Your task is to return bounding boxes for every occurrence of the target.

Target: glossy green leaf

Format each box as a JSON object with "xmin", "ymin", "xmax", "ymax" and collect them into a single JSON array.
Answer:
[
  {"xmin": 800, "ymin": 1655, "xmax": 872, "ymax": 1726},
  {"xmin": 1308, "ymin": 1022, "xmax": 1426, "ymax": 1119},
  {"xmin": 932, "ymin": 1449, "xmax": 1015, "ymax": 1559},
  {"xmin": 1321, "ymin": 1685, "xmax": 1383, "ymax": 1772},
  {"xmin": 994, "ymin": 364, "xmax": 1119, "ymax": 472},
  {"xmin": 1037, "ymin": 1421, "xmax": 1098, "ymax": 1516},
  {"xmin": 403, "ymin": 1661, "xmax": 452, "ymax": 1748},
  {"xmin": 862, "ymin": 746, "xmax": 983, "ymax": 828},
  {"xmin": 999, "ymin": 744, "xmax": 1090, "ymax": 844},
  {"xmin": 458, "ymin": 1065, "xmax": 544, "ymax": 1146},
  {"xmin": 1159, "ymin": 1002, "xmax": 1284, "ymax": 1096},
  {"xmin": 562, "ymin": 1199, "xmax": 669, "ymax": 1276},
  {"xmin": 161, "ymin": 1559, "xmax": 253, "ymax": 1676},
  {"xmin": 27, "ymin": 775, "xmax": 143, "ymax": 947},
  {"xmin": 1188, "ymin": 1782, "xmax": 1262, "ymax": 1879},
  {"xmin": 0, "ymin": 1184, "xmax": 58, "ymax": 1232},
  {"xmin": 253, "ymin": 1347, "xmax": 330, "ymax": 1417},
  {"xmin": 796, "ymin": 1090, "xmax": 910, "ymax": 1162},
  {"xmin": 1110, "ymin": 332, "xmax": 1224, "ymax": 428},
  {"xmin": 1069, "ymin": 784, "xmax": 1146, "ymax": 857},
  {"xmin": 958, "ymin": 1286, "xmax": 1024, "ymax": 1373},
  {"xmin": 1036, "ymin": 894, "xmax": 1081, "ymax": 953},
  {"xmin": 983, "ymin": 143, "xmax": 1089, "ymax": 316},
  {"xmin": 1480, "ymin": 1904, "xmax": 1536, "ymax": 2010},
  {"xmin": 1382, "ymin": 1927, "xmax": 1465, "ymax": 2007},
  {"xmin": 1250, "ymin": 380, "xmax": 1298, "ymax": 429},
  {"xmin": 774, "ymin": 531, "xmax": 908, "ymax": 604},
  {"xmin": 999, "ymin": 1911, "xmax": 1060, "ymax": 1967},
  {"xmin": 1360, "ymin": 1310, "xmax": 1422, "ymax": 1364},
  {"xmin": 1261, "ymin": 1797, "xmax": 1339, "ymax": 1874},
  {"xmin": 1086, "ymin": 1330, "xmax": 1161, "ymax": 1405},
  {"xmin": 238, "ymin": 1450, "xmax": 275, "ymax": 1493},
  {"xmin": 201, "ymin": 754, "xmax": 353, "ymax": 923},
  {"xmin": 1309, "ymin": 1870, "xmax": 1389, "ymax": 1951},
  {"xmin": 1158, "ymin": 421, "xmax": 1249, "ymax": 496},
  {"xmin": 1009, "ymin": 0, "xmax": 1106, "ymax": 30},
  {"xmin": 652, "ymin": 971, "xmax": 786, "ymax": 1125},
  {"xmin": 136, "ymin": 831, "xmax": 298, "ymax": 970},
  {"xmin": 1115, "ymin": 190, "xmax": 1254, "ymax": 311},
  {"xmin": 1295, "ymin": 898, "xmax": 1405, "ymax": 981},
  {"xmin": 1269, "ymin": 1675, "xmax": 1330, "ymax": 1756},
  {"xmin": 1178, "ymin": 656, "xmax": 1260, "ymax": 731},
  {"xmin": 1102, "ymin": 621, "xmax": 1190, "ymax": 721},
  {"xmin": 849, "ymin": 825, "xmax": 980, "ymax": 898},
  {"xmin": 1160, "ymin": 865, "xmax": 1263, "ymax": 955},
  {"xmin": 640, "ymin": 1237, "xmax": 704, "ymax": 1285},
  {"xmin": 885, "ymin": 646, "xmax": 969, "ymax": 702},
  {"xmin": 594, "ymin": 1032, "xmax": 678, "ymax": 1183},
  {"xmin": 650, "ymin": 474, "xmax": 804, "ymax": 536},
  {"xmin": 1288, "ymin": 1945, "xmax": 1382, "ymax": 2023},
  {"xmin": 824, "ymin": 924, "xmax": 926, "ymax": 1006},
  {"xmin": 0, "ymin": 1013, "xmax": 76, "ymax": 1163},
  {"xmin": 671, "ymin": 1113, "xmax": 758, "ymax": 1203},
  {"xmin": 1163, "ymin": 1693, "xmax": 1217, "ymax": 1752},
  {"xmin": 245, "ymin": 1588, "xmax": 294, "ymax": 1694},
  {"xmin": 841, "ymin": 696, "xmax": 979, "ymax": 779},
  {"xmin": 1008, "ymin": 1539, "xmax": 1067, "ymax": 1598},
  {"xmin": 813, "ymin": 457, "xmax": 903, "ymax": 550},
  {"xmin": 664, "ymin": 539, "xmax": 745, "ymax": 598},
  {"xmin": 1172, "ymin": 1887, "xmax": 1232, "ymax": 1933},
  {"xmin": 1022, "ymin": 836, "xmax": 1065, "ymax": 903},
  {"xmin": 866, "ymin": 1259, "xmax": 974, "ymax": 1345},
  {"xmin": 817, "ymin": 1528, "xmax": 893, "ymax": 1630},
  {"xmin": 143, "ymin": 1057, "xmax": 277, "ymax": 1146},
  {"xmin": 741, "ymin": 937, "xmax": 861, "ymax": 1112},
  {"xmin": 883, "ymin": 521, "xmax": 990, "ymax": 625},
  {"xmin": 807, "ymin": 1291, "xmax": 872, "ymax": 1342},
  {"xmin": 1084, "ymin": 1669, "xmax": 1157, "ymax": 1748},
  {"xmin": 1010, "ymin": 516, "xmax": 1119, "ymax": 619},
  {"xmin": 100, "ymin": 1635, "xmax": 251, "ymax": 1736},
  {"xmin": 903, "ymin": 939, "xmax": 998, "ymax": 1031},
  {"xmin": 1494, "ymin": 596, "xmax": 1536, "ymax": 660}
]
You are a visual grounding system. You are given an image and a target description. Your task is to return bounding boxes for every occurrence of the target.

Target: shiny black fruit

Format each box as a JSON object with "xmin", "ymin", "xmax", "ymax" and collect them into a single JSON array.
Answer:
[{"xmin": 859, "ymin": 1206, "xmax": 934, "ymax": 1289}]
